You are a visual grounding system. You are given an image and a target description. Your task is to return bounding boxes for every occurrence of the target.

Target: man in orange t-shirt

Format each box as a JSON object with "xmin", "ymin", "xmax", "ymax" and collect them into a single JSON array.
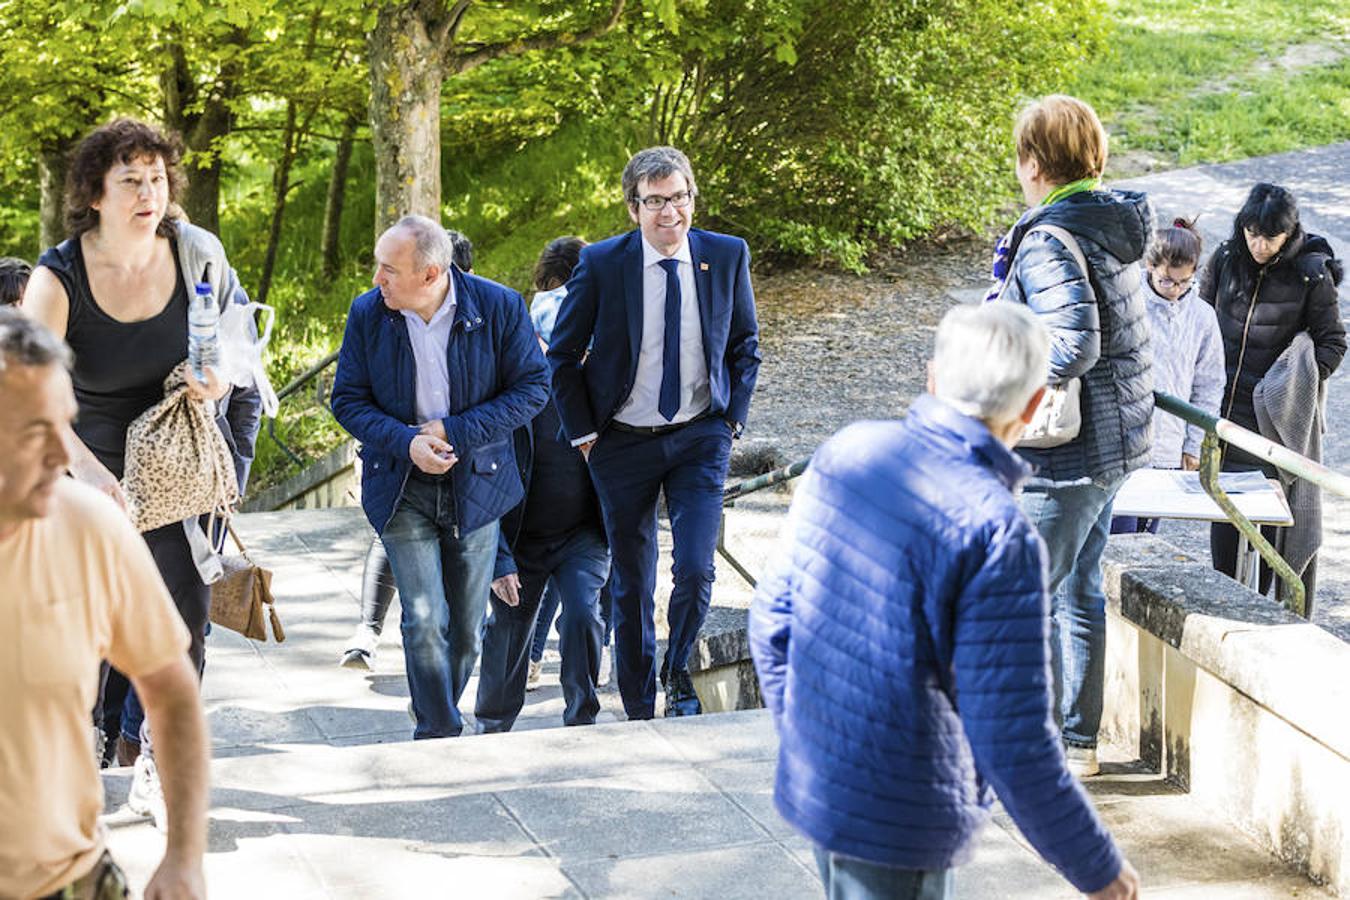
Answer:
[{"xmin": 0, "ymin": 310, "xmax": 208, "ymax": 900}]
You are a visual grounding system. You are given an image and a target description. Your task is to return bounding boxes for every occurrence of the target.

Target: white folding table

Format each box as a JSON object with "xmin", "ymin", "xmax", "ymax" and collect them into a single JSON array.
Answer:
[{"xmin": 1111, "ymin": 468, "xmax": 1293, "ymax": 589}]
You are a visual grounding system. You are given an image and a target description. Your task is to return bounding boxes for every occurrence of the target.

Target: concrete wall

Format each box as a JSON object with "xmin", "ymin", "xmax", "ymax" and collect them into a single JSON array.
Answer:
[
  {"xmin": 1100, "ymin": 535, "xmax": 1350, "ymax": 894},
  {"xmin": 241, "ymin": 440, "xmax": 360, "ymax": 513}
]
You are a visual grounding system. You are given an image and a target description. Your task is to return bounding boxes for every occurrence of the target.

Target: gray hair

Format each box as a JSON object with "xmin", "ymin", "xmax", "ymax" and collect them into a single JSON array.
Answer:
[
  {"xmin": 622, "ymin": 146, "xmax": 698, "ymax": 205},
  {"xmin": 932, "ymin": 302, "xmax": 1049, "ymax": 424},
  {"xmin": 390, "ymin": 215, "xmax": 455, "ymax": 272},
  {"xmin": 0, "ymin": 308, "xmax": 72, "ymax": 376}
]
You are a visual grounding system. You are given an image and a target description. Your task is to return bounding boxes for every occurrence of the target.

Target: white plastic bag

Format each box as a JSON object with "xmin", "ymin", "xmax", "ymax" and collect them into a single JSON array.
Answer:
[{"xmin": 218, "ymin": 301, "xmax": 280, "ymax": 416}]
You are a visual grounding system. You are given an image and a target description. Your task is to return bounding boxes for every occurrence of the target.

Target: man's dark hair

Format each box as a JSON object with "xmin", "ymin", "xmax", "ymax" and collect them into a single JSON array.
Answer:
[
  {"xmin": 0, "ymin": 308, "xmax": 72, "ymax": 375},
  {"xmin": 446, "ymin": 229, "xmax": 474, "ymax": 272},
  {"xmin": 621, "ymin": 146, "xmax": 698, "ymax": 206},
  {"xmin": 65, "ymin": 118, "xmax": 186, "ymax": 240},
  {"xmin": 0, "ymin": 257, "xmax": 32, "ymax": 307},
  {"xmin": 533, "ymin": 236, "xmax": 586, "ymax": 291}
]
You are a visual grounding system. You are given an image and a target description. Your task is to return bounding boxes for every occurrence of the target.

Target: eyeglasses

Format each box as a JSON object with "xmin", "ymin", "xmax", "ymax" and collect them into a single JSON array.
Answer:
[
  {"xmin": 1155, "ymin": 275, "xmax": 1194, "ymax": 291},
  {"xmin": 636, "ymin": 191, "xmax": 695, "ymax": 211}
]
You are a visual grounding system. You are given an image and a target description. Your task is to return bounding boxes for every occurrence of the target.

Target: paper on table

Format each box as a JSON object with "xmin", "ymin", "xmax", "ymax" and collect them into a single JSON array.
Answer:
[{"xmin": 1174, "ymin": 470, "xmax": 1271, "ymax": 494}]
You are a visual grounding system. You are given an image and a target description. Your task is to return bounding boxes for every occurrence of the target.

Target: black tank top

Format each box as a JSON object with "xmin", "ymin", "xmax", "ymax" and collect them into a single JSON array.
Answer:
[{"xmin": 38, "ymin": 237, "xmax": 189, "ymax": 479}]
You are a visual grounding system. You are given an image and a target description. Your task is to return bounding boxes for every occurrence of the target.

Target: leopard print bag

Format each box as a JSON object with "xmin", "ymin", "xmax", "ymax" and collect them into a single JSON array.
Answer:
[{"xmin": 122, "ymin": 362, "xmax": 239, "ymax": 534}]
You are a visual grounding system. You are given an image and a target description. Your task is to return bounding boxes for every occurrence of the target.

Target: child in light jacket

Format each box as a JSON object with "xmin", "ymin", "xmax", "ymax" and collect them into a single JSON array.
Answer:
[{"xmin": 1114, "ymin": 216, "xmax": 1225, "ymax": 533}]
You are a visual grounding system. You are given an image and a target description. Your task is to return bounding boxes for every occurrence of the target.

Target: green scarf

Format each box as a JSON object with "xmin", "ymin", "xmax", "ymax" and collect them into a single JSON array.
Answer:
[{"xmin": 1041, "ymin": 177, "xmax": 1100, "ymax": 207}]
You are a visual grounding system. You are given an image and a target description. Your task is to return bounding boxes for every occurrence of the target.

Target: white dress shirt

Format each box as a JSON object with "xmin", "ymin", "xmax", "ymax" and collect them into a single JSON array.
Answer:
[
  {"xmin": 613, "ymin": 236, "xmax": 710, "ymax": 426},
  {"xmin": 400, "ymin": 278, "xmax": 457, "ymax": 425}
]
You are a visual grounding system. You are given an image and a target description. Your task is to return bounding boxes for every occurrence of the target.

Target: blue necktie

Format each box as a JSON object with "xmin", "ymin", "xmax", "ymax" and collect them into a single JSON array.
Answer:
[{"xmin": 658, "ymin": 258, "xmax": 682, "ymax": 421}]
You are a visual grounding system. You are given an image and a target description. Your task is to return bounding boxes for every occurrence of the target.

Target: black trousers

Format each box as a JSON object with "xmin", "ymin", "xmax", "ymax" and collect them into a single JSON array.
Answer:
[
  {"xmin": 1210, "ymin": 458, "xmax": 1280, "ymax": 597},
  {"xmin": 94, "ymin": 520, "xmax": 210, "ymax": 744}
]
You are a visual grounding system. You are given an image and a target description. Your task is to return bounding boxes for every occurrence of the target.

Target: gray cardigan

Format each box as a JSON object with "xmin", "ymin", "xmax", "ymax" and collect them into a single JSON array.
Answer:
[{"xmin": 1253, "ymin": 332, "xmax": 1323, "ymax": 611}]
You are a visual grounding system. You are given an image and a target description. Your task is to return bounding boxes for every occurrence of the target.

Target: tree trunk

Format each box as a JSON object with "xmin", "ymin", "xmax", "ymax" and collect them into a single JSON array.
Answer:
[
  {"xmin": 38, "ymin": 140, "xmax": 72, "ymax": 249},
  {"xmin": 161, "ymin": 32, "xmax": 245, "ymax": 234},
  {"xmin": 368, "ymin": 4, "xmax": 446, "ymax": 234},
  {"xmin": 321, "ymin": 116, "xmax": 357, "ymax": 283},
  {"xmin": 256, "ymin": 101, "xmax": 300, "ymax": 306}
]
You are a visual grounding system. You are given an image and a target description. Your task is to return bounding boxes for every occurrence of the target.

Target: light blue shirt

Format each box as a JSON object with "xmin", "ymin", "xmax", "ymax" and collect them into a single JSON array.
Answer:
[
  {"xmin": 400, "ymin": 280, "xmax": 457, "ymax": 426},
  {"xmin": 530, "ymin": 287, "xmax": 566, "ymax": 345}
]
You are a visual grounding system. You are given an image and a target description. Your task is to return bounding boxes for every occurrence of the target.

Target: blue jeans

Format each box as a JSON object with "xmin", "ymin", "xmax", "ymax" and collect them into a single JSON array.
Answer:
[
  {"xmin": 812, "ymin": 848, "xmax": 953, "ymax": 900},
  {"xmin": 381, "ymin": 476, "xmax": 499, "ymax": 739},
  {"xmin": 477, "ymin": 526, "xmax": 610, "ymax": 731},
  {"xmin": 587, "ymin": 416, "xmax": 733, "ymax": 719},
  {"xmin": 1021, "ymin": 475, "xmax": 1125, "ymax": 750},
  {"xmin": 531, "ymin": 575, "xmax": 614, "ymax": 662}
]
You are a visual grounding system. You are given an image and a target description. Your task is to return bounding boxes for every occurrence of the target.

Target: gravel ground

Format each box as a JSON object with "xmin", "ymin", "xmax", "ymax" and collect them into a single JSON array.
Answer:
[{"xmin": 736, "ymin": 238, "xmax": 989, "ymax": 472}]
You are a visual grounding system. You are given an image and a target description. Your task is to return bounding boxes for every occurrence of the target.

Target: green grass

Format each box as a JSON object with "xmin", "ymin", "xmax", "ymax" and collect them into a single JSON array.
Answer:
[{"xmin": 1072, "ymin": 0, "xmax": 1350, "ymax": 167}]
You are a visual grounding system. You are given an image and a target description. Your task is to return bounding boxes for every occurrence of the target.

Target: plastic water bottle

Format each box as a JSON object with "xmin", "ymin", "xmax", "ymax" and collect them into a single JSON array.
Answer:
[{"xmin": 188, "ymin": 262, "xmax": 219, "ymax": 383}]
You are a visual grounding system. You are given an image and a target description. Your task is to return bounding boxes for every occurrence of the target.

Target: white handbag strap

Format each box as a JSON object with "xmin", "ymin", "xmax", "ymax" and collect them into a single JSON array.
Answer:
[
  {"xmin": 997, "ymin": 222, "xmax": 1095, "ymax": 304},
  {"xmin": 1028, "ymin": 223, "xmax": 1093, "ymax": 294}
]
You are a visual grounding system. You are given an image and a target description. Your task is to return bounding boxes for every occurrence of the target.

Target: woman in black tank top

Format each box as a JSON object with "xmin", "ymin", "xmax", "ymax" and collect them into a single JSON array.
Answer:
[{"xmin": 25, "ymin": 119, "xmax": 240, "ymax": 797}]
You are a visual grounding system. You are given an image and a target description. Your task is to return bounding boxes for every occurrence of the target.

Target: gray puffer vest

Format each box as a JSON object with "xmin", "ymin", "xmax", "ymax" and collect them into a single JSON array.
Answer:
[{"xmin": 1000, "ymin": 189, "xmax": 1155, "ymax": 485}]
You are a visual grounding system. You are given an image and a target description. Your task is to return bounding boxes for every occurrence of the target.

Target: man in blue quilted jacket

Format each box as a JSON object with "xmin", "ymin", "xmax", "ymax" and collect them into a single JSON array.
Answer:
[
  {"xmin": 332, "ymin": 216, "xmax": 549, "ymax": 740},
  {"xmin": 750, "ymin": 303, "xmax": 1139, "ymax": 899}
]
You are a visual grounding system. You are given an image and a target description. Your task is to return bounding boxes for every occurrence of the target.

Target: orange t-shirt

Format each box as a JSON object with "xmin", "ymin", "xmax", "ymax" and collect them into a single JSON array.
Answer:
[{"xmin": 0, "ymin": 479, "xmax": 189, "ymax": 898}]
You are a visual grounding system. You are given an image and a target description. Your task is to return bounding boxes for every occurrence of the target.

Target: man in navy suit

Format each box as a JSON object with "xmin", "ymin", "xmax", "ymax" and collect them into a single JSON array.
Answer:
[{"xmin": 548, "ymin": 146, "xmax": 761, "ymax": 719}]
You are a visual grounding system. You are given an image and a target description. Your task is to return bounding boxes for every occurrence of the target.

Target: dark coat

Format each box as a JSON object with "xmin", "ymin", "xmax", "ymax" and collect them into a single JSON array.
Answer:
[
  {"xmin": 330, "ymin": 269, "xmax": 549, "ymax": 536},
  {"xmin": 749, "ymin": 395, "xmax": 1122, "ymax": 893},
  {"xmin": 1199, "ymin": 228, "xmax": 1346, "ymax": 440},
  {"xmin": 546, "ymin": 227, "xmax": 760, "ymax": 441},
  {"xmin": 1000, "ymin": 189, "xmax": 1155, "ymax": 485}
]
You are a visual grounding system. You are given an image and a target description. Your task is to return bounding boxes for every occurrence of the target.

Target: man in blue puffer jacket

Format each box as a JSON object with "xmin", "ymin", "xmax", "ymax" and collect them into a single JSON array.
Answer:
[
  {"xmin": 332, "ymin": 216, "xmax": 549, "ymax": 739},
  {"xmin": 750, "ymin": 303, "xmax": 1139, "ymax": 899}
]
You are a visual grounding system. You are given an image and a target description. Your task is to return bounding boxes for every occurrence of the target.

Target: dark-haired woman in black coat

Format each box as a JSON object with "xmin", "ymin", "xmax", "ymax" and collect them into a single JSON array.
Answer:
[{"xmin": 1200, "ymin": 183, "xmax": 1346, "ymax": 594}]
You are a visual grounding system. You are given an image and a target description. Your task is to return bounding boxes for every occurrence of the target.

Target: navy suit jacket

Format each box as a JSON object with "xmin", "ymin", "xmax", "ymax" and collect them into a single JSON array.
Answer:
[
  {"xmin": 331, "ymin": 268, "xmax": 549, "ymax": 535},
  {"xmin": 547, "ymin": 227, "xmax": 761, "ymax": 441}
]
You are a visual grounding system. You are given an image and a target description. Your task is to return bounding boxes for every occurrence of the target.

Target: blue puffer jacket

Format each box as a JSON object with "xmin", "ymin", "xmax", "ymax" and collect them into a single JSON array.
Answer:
[
  {"xmin": 331, "ymin": 269, "xmax": 549, "ymax": 536},
  {"xmin": 1001, "ymin": 189, "xmax": 1154, "ymax": 485},
  {"xmin": 749, "ymin": 395, "xmax": 1122, "ymax": 893}
]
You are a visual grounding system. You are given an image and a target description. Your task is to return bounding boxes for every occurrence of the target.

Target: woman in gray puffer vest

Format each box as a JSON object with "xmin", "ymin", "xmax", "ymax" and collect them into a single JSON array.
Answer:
[{"xmin": 991, "ymin": 95, "xmax": 1153, "ymax": 776}]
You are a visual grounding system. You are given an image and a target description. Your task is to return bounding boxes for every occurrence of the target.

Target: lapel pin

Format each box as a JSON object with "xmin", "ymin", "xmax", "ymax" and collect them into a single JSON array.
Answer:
[{"xmin": 699, "ymin": 262, "xmax": 709, "ymax": 271}]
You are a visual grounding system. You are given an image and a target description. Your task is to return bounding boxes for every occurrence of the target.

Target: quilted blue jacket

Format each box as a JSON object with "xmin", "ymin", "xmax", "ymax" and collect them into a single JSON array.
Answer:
[
  {"xmin": 1000, "ymin": 189, "xmax": 1154, "ymax": 485},
  {"xmin": 331, "ymin": 269, "xmax": 549, "ymax": 536},
  {"xmin": 749, "ymin": 395, "xmax": 1122, "ymax": 893}
]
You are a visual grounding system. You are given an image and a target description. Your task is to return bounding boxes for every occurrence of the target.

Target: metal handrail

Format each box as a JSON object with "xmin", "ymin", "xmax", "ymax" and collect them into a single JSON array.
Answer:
[
  {"xmin": 1152, "ymin": 390, "xmax": 1348, "ymax": 617},
  {"xmin": 265, "ymin": 348, "xmax": 341, "ymax": 469},
  {"xmin": 714, "ymin": 394, "xmax": 1344, "ymax": 615},
  {"xmin": 717, "ymin": 457, "xmax": 812, "ymax": 588}
]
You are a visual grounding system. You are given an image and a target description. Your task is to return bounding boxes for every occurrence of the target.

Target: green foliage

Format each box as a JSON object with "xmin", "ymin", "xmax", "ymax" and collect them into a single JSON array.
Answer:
[{"xmin": 640, "ymin": 0, "xmax": 1105, "ymax": 270}]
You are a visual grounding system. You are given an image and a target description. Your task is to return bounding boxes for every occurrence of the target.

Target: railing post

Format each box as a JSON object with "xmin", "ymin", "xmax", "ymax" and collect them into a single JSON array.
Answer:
[{"xmin": 1195, "ymin": 431, "xmax": 1306, "ymax": 616}]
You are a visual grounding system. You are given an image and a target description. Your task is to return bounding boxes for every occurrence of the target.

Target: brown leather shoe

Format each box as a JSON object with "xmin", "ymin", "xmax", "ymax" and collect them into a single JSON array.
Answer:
[{"xmin": 115, "ymin": 734, "xmax": 141, "ymax": 767}]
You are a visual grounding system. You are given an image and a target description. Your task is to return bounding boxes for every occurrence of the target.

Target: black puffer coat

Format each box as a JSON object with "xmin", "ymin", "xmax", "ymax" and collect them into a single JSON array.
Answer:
[
  {"xmin": 1200, "ymin": 229, "xmax": 1346, "ymax": 442},
  {"xmin": 1002, "ymin": 189, "xmax": 1155, "ymax": 485}
]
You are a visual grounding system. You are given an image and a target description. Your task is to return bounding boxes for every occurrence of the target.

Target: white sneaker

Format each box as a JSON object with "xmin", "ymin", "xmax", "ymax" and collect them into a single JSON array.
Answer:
[
  {"xmin": 1066, "ymin": 746, "xmax": 1100, "ymax": 778},
  {"xmin": 128, "ymin": 753, "xmax": 167, "ymax": 832},
  {"xmin": 340, "ymin": 624, "xmax": 380, "ymax": 670},
  {"xmin": 526, "ymin": 659, "xmax": 542, "ymax": 691},
  {"xmin": 596, "ymin": 646, "xmax": 612, "ymax": 688}
]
